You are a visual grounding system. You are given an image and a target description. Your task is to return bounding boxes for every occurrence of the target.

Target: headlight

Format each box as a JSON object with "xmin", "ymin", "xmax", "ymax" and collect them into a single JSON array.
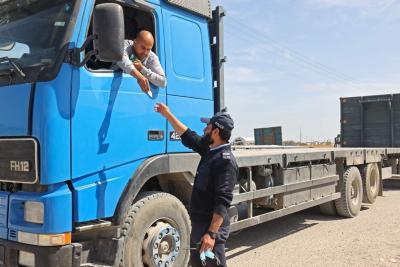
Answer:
[
  {"xmin": 24, "ymin": 201, "xmax": 44, "ymax": 224},
  {"xmin": 18, "ymin": 231, "xmax": 71, "ymax": 246}
]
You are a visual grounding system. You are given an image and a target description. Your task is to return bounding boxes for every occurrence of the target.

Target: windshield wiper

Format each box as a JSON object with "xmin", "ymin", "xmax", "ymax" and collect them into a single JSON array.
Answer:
[{"xmin": 0, "ymin": 57, "xmax": 26, "ymax": 78}]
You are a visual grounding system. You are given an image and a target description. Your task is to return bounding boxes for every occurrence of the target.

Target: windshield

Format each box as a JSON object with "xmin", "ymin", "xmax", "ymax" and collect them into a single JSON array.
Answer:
[{"xmin": 0, "ymin": 0, "xmax": 77, "ymax": 80}]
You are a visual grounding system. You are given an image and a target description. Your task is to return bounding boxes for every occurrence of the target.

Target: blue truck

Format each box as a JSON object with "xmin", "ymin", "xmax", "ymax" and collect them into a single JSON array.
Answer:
[{"xmin": 0, "ymin": 0, "xmax": 399, "ymax": 266}]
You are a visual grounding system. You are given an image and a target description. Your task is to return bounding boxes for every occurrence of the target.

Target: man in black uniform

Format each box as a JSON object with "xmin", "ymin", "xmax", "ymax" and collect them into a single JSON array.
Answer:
[{"xmin": 155, "ymin": 103, "xmax": 238, "ymax": 267}]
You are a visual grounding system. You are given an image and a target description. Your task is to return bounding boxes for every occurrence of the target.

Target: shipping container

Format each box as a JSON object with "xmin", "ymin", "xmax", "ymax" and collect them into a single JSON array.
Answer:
[
  {"xmin": 254, "ymin": 126, "xmax": 283, "ymax": 145},
  {"xmin": 341, "ymin": 94, "xmax": 400, "ymax": 147}
]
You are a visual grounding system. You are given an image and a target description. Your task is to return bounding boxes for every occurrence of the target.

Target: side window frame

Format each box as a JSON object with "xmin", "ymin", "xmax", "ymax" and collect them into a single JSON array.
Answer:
[{"xmin": 83, "ymin": 1, "xmax": 158, "ymax": 73}]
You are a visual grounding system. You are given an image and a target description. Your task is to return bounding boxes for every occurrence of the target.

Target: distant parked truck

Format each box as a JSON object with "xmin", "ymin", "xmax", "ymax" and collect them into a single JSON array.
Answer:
[
  {"xmin": 254, "ymin": 126, "xmax": 283, "ymax": 145},
  {"xmin": 341, "ymin": 94, "xmax": 400, "ymax": 175},
  {"xmin": 341, "ymin": 94, "xmax": 400, "ymax": 148},
  {"xmin": 232, "ymin": 137, "xmax": 255, "ymax": 146}
]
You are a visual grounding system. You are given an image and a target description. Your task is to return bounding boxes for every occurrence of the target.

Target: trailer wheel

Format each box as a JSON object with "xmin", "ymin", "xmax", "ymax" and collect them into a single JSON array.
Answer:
[
  {"xmin": 120, "ymin": 191, "xmax": 191, "ymax": 267},
  {"xmin": 319, "ymin": 201, "xmax": 337, "ymax": 216},
  {"xmin": 335, "ymin": 167, "xmax": 363, "ymax": 218},
  {"xmin": 389, "ymin": 158, "xmax": 398, "ymax": 174},
  {"xmin": 362, "ymin": 163, "xmax": 380, "ymax": 204}
]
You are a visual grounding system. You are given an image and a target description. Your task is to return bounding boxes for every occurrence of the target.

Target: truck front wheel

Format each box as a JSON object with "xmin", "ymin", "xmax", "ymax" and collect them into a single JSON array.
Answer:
[{"xmin": 120, "ymin": 191, "xmax": 191, "ymax": 267}]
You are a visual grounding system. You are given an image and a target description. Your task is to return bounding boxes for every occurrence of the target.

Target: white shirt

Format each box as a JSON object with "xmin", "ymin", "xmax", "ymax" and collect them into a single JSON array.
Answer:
[{"xmin": 115, "ymin": 40, "xmax": 167, "ymax": 88}]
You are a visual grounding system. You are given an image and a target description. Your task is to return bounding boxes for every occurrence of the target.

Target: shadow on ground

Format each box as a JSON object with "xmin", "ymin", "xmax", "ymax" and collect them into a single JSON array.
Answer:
[
  {"xmin": 383, "ymin": 180, "xmax": 400, "ymax": 189},
  {"xmin": 226, "ymin": 207, "xmax": 341, "ymax": 259},
  {"xmin": 226, "ymin": 182, "xmax": 400, "ymax": 259}
]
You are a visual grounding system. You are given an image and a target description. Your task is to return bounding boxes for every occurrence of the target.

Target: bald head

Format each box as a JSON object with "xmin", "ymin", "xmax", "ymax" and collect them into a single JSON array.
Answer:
[
  {"xmin": 136, "ymin": 30, "xmax": 154, "ymax": 44},
  {"xmin": 133, "ymin": 30, "xmax": 154, "ymax": 60}
]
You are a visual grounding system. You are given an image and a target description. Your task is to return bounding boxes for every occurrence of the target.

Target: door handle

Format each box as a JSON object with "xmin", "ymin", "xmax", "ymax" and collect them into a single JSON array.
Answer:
[{"xmin": 148, "ymin": 130, "xmax": 164, "ymax": 141}]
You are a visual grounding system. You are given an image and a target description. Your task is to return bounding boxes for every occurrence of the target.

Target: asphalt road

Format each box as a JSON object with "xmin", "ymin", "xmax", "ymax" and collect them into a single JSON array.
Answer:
[{"xmin": 226, "ymin": 181, "xmax": 400, "ymax": 267}]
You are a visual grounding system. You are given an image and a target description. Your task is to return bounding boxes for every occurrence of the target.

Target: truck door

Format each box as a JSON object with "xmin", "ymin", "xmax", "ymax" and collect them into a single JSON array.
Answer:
[
  {"xmin": 71, "ymin": 3, "xmax": 167, "ymax": 178},
  {"xmin": 161, "ymin": 4, "xmax": 214, "ymax": 153}
]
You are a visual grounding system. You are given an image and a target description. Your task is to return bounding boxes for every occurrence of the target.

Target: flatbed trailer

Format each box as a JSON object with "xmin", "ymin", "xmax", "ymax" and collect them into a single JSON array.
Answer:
[{"xmin": 225, "ymin": 146, "xmax": 397, "ymax": 231}]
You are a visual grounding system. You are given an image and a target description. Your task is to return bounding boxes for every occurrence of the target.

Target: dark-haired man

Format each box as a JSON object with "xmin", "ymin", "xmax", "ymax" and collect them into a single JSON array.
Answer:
[{"xmin": 155, "ymin": 103, "xmax": 238, "ymax": 267}]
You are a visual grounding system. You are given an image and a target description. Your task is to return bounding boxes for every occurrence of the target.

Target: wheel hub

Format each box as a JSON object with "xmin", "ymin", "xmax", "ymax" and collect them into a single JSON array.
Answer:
[
  {"xmin": 370, "ymin": 169, "xmax": 378, "ymax": 191},
  {"xmin": 142, "ymin": 221, "xmax": 181, "ymax": 267},
  {"xmin": 351, "ymin": 181, "xmax": 359, "ymax": 205},
  {"xmin": 160, "ymin": 241, "xmax": 170, "ymax": 254}
]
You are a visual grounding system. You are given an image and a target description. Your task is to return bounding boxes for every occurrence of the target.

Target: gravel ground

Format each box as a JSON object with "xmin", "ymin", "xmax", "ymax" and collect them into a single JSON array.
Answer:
[{"xmin": 226, "ymin": 182, "xmax": 400, "ymax": 267}]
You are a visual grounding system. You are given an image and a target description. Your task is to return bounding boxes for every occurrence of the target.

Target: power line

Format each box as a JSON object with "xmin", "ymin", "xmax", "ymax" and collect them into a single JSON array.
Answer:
[
  {"xmin": 225, "ymin": 27, "xmax": 363, "ymax": 91},
  {"xmin": 227, "ymin": 18, "xmax": 381, "ymax": 91},
  {"xmin": 229, "ymin": 19, "xmax": 363, "ymax": 86},
  {"xmin": 224, "ymin": 26, "xmax": 325, "ymax": 86},
  {"xmin": 224, "ymin": 25, "xmax": 360, "ymax": 89},
  {"xmin": 229, "ymin": 19, "xmax": 359, "ymax": 81}
]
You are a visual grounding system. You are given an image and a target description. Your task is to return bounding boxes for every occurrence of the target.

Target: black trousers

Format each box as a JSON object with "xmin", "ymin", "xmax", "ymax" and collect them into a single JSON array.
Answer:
[{"xmin": 189, "ymin": 221, "xmax": 230, "ymax": 267}]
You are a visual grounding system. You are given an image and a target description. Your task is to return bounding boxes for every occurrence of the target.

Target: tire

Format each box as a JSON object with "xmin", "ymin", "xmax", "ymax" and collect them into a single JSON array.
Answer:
[
  {"xmin": 389, "ymin": 159, "xmax": 398, "ymax": 174},
  {"xmin": 120, "ymin": 191, "xmax": 191, "ymax": 267},
  {"xmin": 362, "ymin": 163, "xmax": 380, "ymax": 204},
  {"xmin": 335, "ymin": 167, "xmax": 363, "ymax": 218},
  {"xmin": 319, "ymin": 201, "xmax": 337, "ymax": 216}
]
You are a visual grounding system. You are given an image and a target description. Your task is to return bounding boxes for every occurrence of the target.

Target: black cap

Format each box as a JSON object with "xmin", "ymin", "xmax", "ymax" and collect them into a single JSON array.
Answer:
[{"xmin": 200, "ymin": 112, "xmax": 234, "ymax": 132}]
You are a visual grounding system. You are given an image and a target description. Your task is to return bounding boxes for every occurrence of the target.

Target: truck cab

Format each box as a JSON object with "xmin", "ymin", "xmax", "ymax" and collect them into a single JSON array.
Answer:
[
  {"xmin": 1, "ymin": 1, "xmax": 396, "ymax": 266},
  {"xmin": 0, "ymin": 0, "xmax": 225, "ymax": 266}
]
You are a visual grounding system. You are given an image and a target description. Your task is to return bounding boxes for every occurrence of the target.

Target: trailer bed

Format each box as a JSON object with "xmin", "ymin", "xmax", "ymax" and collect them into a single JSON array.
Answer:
[{"xmin": 226, "ymin": 145, "xmax": 397, "ymax": 231}]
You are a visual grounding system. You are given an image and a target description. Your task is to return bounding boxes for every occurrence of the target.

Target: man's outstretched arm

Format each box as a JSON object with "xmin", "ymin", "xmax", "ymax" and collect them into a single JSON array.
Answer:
[
  {"xmin": 154, "ymin": 103, "xmax": 208, "ymax": 155},
  {"xmin": 154, "ymin": 103, "xmax": 187, "ymax": 135}
]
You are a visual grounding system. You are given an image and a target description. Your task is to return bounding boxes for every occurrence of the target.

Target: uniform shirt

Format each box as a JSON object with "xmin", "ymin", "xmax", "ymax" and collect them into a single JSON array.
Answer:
[
  {"xmin": 114, "ymin": 40, "xmax": 167, "ymax": 88},
  {"xmin": 181, "ymin": 128, "xmax": 238, "ymax": 226}
]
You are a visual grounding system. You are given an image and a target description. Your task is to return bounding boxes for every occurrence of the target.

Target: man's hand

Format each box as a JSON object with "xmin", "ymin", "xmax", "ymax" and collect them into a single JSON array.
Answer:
[
  {"xmin": 200, "ymin": 233, "xmax": 215, "ymax": 253},
  {"xmin": 154, "ymin": 103, "xmax": 188, "ymax": 135},
  {"xmin": 154, "ymin": 103, "xmax": 170, "ymax": 118},
  {"xmin": 137, "ymin": 73, "xmax": 150, "ymax": 93},
  {"xmin": 133, "ymin": 60, "xmax": 144, "ymax": 71}
]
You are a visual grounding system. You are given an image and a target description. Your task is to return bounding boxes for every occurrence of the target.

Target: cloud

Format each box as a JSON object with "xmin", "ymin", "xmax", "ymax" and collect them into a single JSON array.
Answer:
[
  {"xmin": 282, "ymin": 50, "xmax": 294, "ymax": 61},
  {"xmin": 224, "ymin": 65, "xmax": 290, "ymax": 90},
  {"xmin": 303, "ymin": 81, "xmax": 400, "ymax": 97},
  {"xmin": 213, "ymin": 0, "xmax": 252, "ymax": 5},
  {"xmin": 307, "ymin": 0, "xmax": 389, "ymax": 9},
  {"xmin": 306, "ymin": 0, "xmax": 400, "ymax": 20}
]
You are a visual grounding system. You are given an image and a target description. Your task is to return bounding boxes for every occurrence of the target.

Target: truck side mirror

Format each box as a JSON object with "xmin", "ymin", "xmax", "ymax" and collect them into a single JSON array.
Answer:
[{"xmin": 93, "ymin": 3, "xmax": 125, "ymax": 62}]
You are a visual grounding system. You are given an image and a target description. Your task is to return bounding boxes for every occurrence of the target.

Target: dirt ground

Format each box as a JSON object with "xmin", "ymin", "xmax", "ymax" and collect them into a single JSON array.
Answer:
[{"xmin": 226, "ymin": 181, "xmax": 400, "ymax": 267}]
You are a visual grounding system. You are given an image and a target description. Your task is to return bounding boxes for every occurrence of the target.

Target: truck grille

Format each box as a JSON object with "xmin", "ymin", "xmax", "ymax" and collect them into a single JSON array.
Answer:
[{"xmin": 8, "ymin": 229, "xmax": 17, "ymax": 240}]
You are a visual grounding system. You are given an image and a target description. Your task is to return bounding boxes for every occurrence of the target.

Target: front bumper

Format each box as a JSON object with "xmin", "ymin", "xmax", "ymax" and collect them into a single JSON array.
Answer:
[{"xmin": 0, "ymin": 238, "xmax": 81, "ymax": 267}]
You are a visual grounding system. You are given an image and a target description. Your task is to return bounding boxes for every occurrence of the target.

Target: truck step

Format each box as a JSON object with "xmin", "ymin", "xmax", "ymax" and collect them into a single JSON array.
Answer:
[
  {"xmin": 75, "ymin": 219, "xmax": 112, "ymax": 232},
  {"xmin": 391, "ymin": 174, "xmax": 400, "ymax": 180},
  {"xmin": 81, "ymin": 263, "xmax": 111, "ymax": 267}
]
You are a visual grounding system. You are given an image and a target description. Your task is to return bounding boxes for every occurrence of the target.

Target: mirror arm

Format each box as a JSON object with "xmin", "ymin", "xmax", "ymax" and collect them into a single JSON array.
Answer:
[
  {"xmin": 65, "ymin": 34, "xmax": 98, "ymax": 67},
  {"xmin": 78, "ymin": 49, "xmax": 98, "ymax": 67}
]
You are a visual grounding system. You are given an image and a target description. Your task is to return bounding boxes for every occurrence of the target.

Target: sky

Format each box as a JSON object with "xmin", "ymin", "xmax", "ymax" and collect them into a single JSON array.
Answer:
[{"xmin": 211, "ymin": 0, "xmax": 400, "ymax": 142}]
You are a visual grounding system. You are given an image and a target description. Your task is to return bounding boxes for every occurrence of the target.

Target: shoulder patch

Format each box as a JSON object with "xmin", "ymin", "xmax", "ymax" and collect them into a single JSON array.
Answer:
[{"xmin": 222, "ymin": 152, "xmax": 231, "ymax": 160}]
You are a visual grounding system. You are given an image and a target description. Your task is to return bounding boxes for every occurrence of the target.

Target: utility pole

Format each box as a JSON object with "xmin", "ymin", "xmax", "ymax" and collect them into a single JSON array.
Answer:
[{"xmin": 299, "ymin": 128, "xmax": 302, "ymax": 144}]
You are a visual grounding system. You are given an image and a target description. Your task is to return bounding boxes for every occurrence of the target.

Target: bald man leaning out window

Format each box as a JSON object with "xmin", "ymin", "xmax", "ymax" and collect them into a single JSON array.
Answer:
[{"xmin": 115, "ymin": 30, "xmax": 167, "ymax": 93}]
